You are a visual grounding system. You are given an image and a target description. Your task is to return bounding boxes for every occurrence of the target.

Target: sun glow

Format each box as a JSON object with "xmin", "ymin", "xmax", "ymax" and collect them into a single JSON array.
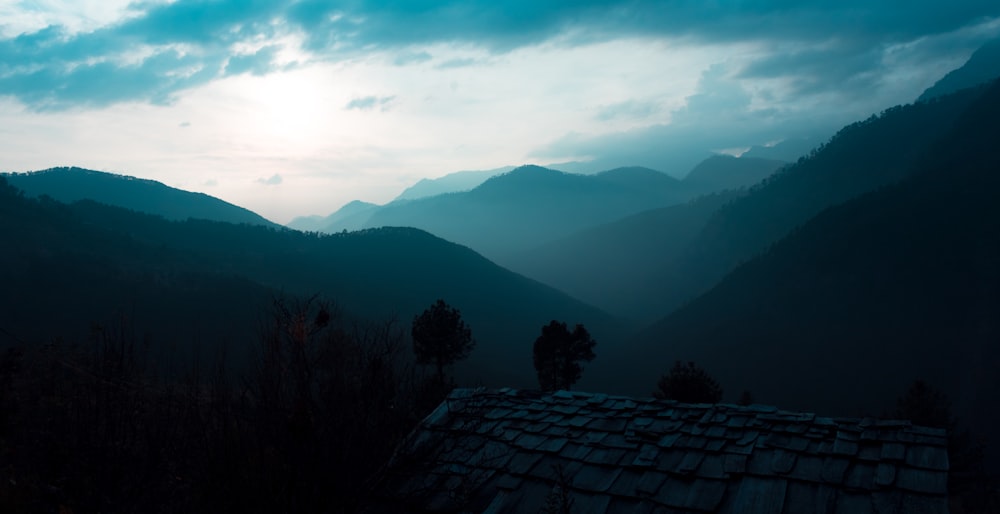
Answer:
[{"xmin": 238, "ymin": 70, "xmax": 335, "ymax": 150}]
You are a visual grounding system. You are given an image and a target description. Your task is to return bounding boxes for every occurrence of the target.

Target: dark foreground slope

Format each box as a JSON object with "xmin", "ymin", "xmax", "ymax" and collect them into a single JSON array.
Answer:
[
  {"xmin": 5, "ymin": 167, "xmax": 280, "ymax": 228},
  {"xmin": 614, "ymin": 80, "xmax": 1000, "ymax": 454},
  {"xmin": 0, "ymin": 181, "xmax": 622, "ymax": 386}
]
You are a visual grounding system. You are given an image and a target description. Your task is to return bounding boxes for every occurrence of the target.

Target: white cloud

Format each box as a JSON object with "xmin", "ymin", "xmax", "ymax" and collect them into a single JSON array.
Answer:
[{"xmin": 257, "ymin": 173, "xmax": 283, "ymax": 186}]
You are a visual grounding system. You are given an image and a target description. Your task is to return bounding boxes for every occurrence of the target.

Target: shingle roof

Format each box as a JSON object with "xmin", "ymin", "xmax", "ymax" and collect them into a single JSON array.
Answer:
[{"xmin": 367, "ymin": 388, "xmax": 949, "ymax": 514}]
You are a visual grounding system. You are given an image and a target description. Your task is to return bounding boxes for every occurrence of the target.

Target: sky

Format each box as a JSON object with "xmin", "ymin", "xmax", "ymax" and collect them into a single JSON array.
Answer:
[{"xmin": 2, "ymin": 1, "xmax": 999, "ymax": 223}]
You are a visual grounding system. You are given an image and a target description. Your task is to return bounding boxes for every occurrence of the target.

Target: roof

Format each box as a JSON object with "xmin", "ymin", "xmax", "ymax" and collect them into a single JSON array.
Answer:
[{"xmin": 367, "ymin": 387, "xmax": 949, "ymax": 514}]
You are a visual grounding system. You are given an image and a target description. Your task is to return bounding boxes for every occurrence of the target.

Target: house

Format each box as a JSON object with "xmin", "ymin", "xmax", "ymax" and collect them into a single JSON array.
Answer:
[{"xmin": 366, "ymin": 387, "xmax": 949, "ymax": 513}]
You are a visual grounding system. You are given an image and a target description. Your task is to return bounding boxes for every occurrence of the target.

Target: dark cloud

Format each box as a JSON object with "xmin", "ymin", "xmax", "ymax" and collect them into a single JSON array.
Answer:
[
  {"xmin": 0, "ymin": 47, "xmax": 220, "ymax": 110},
  {"xmin": 1, "ymin": 0, "xmax": 998, "ymax": 109},
  {"xmin": 737, "ymin": 41, "xmax": 885, "ymax": 96}
]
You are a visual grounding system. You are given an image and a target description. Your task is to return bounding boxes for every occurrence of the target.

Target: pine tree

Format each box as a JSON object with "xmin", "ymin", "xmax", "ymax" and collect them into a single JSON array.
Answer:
[
  {"xmin": 411, "ymin": 299, "xmax": 475, "ymax": 384},
  {"xmin": 532, "ymin": 321, "xmax": 596, "ymax": 391},
  {"xmin": 654, "ymin": 361, "xmax": 723, "ymax": 403}
]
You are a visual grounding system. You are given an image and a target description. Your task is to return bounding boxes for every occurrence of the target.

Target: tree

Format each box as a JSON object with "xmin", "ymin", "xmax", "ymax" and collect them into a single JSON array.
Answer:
[
  {"xmin": 894, "ymin": 379, "xmax": 953, "ymax": 430},
  {"xmin": 532, "ymin": 321, "xmax": 596, "ymax": 391},
  {"xmin": 654, "ymin": 361, "xmax": 723, "ymax": 403},
  {"xmin": 411, "ymin": 299, "xmax": 475, "ymax": 384}
]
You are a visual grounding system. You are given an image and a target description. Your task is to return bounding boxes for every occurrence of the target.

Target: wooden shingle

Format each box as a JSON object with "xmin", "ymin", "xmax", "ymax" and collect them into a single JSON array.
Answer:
[{"xmin": 366, "ymin": 388, "xmax": 950, "ymax": 514}]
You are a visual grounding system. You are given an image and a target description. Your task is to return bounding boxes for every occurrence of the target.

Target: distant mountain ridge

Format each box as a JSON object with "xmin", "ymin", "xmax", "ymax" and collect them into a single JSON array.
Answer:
[
  {"xmin": 393, "ymin": 166, "xmax": 515, "ymax": 201},
  {"xmin": 363, "ymin": 164, "xmax": 692, "ymax": 264},
  {"xmin": 680, "ymin": 155, "xmax": 785, "ymax": 193},
  {"xmin": 287, "ymin": 200, "xmax": 378, "ymax": 232},
  {"xmin": 296, "ymin": 157, "xmax": 785, "ymax": 265},
  {"xmin": 5, "ymin": 167, "xmax": 279, "ymax": 228},
  {"xmin": 918, "ymin": 37, "xmax": 1000, "ymax": 102}
]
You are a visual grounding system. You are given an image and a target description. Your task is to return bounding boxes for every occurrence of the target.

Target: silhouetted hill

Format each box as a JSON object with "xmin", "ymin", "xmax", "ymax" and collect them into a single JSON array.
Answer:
[
  {"xmin": 362, "ymin": 165, "xmax": 697, "ymax": 264},
  {"xmin": 680, "ymin": 155, "xmax": 785, "ymax": 193},
  {"xmin": 4, "ymin": 167, "xmax": 279, "ymax": 228},
  {"xmin": 0, "ymin": 177, "xmax": 622, "ymax": 387},
  {"xmin": 611, "ymin": 79, "xmax": 1000, "ymax": 460},
  {"xmin": 393, "ymin": 166, "xmax": 513, "ymax": 201},
  {"xmin": 286, "ymin": 200, "xmax": 378, "ymax": 232},
  {"xmin": 507, "ymin": 191, "xmax": 739, "ymax": 321},
  {"xmin": 918, "ymin": 37, "xmax": 1000, "ymax": 102}
]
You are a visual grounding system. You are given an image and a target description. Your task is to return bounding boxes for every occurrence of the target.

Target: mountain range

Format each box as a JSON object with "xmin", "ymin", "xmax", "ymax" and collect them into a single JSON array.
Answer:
[
  {"xmin": 0, "ymin": 180, "xmax": 622, "ymax": 387},
  {"xmin": 392, "ymin": 166, "xmax": 515, "ymax": 201},
  {"xmin": 286, "ymin": 200, "xmax": 379, "ymax": 233},
  {"xmin": 297, "ymin": 156, "xmax": 785, "ymax": 266}
]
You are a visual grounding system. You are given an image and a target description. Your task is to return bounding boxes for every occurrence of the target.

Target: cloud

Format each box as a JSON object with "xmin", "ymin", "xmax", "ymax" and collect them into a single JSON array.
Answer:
[
  {"xmin": 594, "ymin": 99, "xmax": 662, "ymax": 121},
  {"xmin": 256, "ymin": 173, "xmax": 283, "ymax": 185},
  {"xmin": 436, "ymin": 57, "xmax": 486, "ymax": 69},
  {"xmin": 533, "ymin": 63, "xmax": 843, "ymax": 175},
  {"xmin": 1, "ymin": 0, "xmax": 998, "ymax": 110},
  {"xmin": 392, "ymin": 50, "xmax": 433, "ymax": 66},
  {"xmin": 225, "ymin": 45, "xmax": 281, "ymax": 76},
  {"xmin": 345, "ymin": 95, "xmax": 396, "ymax": 111}
]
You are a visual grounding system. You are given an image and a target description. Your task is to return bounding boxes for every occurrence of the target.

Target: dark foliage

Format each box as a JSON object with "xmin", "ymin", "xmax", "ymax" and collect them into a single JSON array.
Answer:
[
  {"xmin": 532, "ymin": 321, "xmax": 596, "ymax": 391},
  {"xmin": 411, "ymin": 299, "xmax": 475, "ymax": 384},
  {"xmin": 893, "ymin": 380, "xmax": 999, "ymax": 513},
  {"xmin": 654, "ymin": 361, "xmax": 723, "ymax": 403},
  {"xmin": 894, "ymin": 380, "xmax": 954, "ymax": 430},
  {"xmin": 0, "ymin": 297, "xmax": 435, "ymax": 513}
]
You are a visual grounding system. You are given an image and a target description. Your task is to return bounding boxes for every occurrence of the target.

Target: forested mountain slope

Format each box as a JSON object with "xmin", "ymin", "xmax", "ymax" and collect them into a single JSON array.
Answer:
[
  {"xmin": 606, "ymin": 80, "xmax": 1000, "ymax": 460},
  {"xmin": 647, "ymin": 84, "xmax": 991, "ymax": 317},
  {"xmin": 5, "ymin": 167, "xmax": 279, "ymax": 228}
]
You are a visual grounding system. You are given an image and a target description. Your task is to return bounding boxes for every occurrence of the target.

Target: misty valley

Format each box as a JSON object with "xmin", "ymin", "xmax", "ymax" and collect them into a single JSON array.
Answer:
[{"xmin": 3, "ymin": 25, "xmax": 1000, "ymax": 514}]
